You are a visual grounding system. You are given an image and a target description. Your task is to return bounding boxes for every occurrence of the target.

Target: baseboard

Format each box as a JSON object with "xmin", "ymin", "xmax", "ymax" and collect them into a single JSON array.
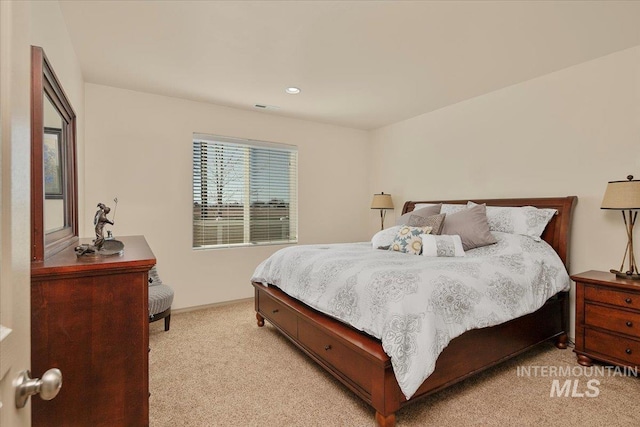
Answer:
[{"xmin": 172, "ymin": 297, "xmax": 253, "ymax": 315}]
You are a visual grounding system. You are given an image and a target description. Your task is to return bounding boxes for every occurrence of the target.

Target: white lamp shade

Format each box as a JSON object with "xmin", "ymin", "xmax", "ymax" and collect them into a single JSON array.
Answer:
[
  {"xmin": 371, "ymin": 193, "xmax": 394, "ymax": 210},
  {"xmin": 601, "ymin": 178, "xmax": 640, "ymax": 210}
]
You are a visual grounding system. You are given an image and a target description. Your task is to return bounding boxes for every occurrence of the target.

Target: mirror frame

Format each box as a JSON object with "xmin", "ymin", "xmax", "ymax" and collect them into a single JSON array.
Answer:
[{"xmin": 31, "ymin": 46, "xmax": 78, "ymax": 262}]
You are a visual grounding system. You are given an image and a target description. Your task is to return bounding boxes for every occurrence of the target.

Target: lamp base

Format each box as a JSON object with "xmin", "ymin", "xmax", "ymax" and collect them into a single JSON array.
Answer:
[{"xmin": 610, "ymin": 269, "xmax": 640, "ymax": 281}]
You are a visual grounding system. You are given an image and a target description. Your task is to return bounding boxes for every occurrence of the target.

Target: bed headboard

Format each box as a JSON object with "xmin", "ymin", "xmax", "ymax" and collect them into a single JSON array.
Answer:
[{"xmin": 402, "ymin": 196, "xmax": 578, "ymax": 269}]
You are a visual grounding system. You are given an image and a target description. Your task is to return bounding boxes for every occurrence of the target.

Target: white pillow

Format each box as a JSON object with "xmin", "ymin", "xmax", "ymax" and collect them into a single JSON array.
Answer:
[
  {"xmin": 371, "ymin": 225, "xmax": 402, "ymax": 249},
  {"xmin": 421, "ymin": 234, "xmax": 465, "ymax": 257},
  {"xmin": 467, "ymin": 201, "xmax": 556, "ymax": 241},
  {"xmin": 440, "ymin": 203, "xmax": 468, "ymax": 215}
]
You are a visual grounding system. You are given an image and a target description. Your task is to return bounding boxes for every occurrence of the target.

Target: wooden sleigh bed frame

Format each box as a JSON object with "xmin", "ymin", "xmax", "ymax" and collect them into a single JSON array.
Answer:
[{"xmin": 252, "ymin": 196, "xmax": 577, "ymax": 426}]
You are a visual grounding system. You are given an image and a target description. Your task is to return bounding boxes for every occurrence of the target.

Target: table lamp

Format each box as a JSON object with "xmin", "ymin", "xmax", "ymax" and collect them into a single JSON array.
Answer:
[
  {"xmin": 371, "ymin": 192, "xmax": 394, "ymax": 230},
  {"xmin": 601, "ymin": 175, "xmax": 640, "ymax": 280}
]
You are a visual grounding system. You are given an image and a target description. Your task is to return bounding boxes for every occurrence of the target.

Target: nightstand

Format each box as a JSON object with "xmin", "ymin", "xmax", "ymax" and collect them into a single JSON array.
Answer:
[{"xmin": 572, "ymin": 270, "xmax": 640, "ymax": 368}]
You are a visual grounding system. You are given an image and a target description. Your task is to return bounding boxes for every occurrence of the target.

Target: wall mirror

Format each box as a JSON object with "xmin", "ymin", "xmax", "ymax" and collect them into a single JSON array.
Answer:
[{"xmin": 31, "ymin": 46, "xmax": 78, "ymax": 261}]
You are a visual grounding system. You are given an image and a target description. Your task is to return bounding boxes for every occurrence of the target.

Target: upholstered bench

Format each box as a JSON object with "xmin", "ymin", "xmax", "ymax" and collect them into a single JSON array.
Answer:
[{"xmin": 148, "ymin": 266, "xmax": 174, "ymax": 331}]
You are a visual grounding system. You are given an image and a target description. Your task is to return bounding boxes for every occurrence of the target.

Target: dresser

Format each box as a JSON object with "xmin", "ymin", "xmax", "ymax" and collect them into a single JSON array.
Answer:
[
  {"xmin": 31, "ymin": 235, "xmax": 156, "ymax": 426},
  {"xmin": 572, "ymin": 270, "xmax": 640, "ymax": 368}
]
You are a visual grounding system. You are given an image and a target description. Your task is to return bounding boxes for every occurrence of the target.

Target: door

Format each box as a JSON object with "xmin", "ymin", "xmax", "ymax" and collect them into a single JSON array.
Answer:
[{"xmin": 0, "ymin": 0, "xmax": 33, "ymax": 425}]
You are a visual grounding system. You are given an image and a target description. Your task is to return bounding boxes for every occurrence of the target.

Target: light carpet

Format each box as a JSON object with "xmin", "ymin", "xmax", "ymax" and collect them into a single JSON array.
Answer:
[{"xmin": 149, "ymin": 299, "xmax": 639, "ymax": 426}]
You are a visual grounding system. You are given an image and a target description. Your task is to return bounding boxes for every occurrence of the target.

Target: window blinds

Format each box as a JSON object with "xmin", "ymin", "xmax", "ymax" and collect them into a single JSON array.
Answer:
[{"xmin": 192, "ymin": 134, "xmax": 298, "ymax": 248}]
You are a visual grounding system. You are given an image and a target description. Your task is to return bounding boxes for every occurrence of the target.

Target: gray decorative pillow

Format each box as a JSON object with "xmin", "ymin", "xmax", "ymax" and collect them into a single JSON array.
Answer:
[
  {"xmin": 389, "ymin": 225, "xmax": 432, "ymax": 255},
  {"xmin": 441, "ymin": 203, "xmax": 497, "ymax": 251},
  {"xmin": 408, "ymin": 213, "xmax": 446, "ymax": 235},
  {"xmin": 414, "ymin": 203, "xmax": 467, "ymax": 215},
  {"xmin": 396, "ymin": 204, "xmax": 441, "ymax": 226}
]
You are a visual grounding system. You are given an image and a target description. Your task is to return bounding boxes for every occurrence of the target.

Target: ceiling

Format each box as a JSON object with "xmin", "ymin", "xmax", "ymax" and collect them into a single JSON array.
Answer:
[{"xmin": 59, "ymin": 1, "xmax": 640, "ymax": 130}]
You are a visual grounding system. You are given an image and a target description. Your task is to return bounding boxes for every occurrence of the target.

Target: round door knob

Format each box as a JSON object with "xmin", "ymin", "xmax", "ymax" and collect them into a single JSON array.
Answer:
[
  {"xmin": 15, "ymin": 368, "xmax": 62, "ymax": 409},
  {"xmin": 39, "ymin": 369, "xmax": 63, "ymax": 400}
]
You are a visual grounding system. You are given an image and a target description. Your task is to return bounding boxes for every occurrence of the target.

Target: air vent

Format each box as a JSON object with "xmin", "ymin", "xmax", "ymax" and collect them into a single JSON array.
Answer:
[{"xmin": 254, "ymin": 104, "xmax": 281, "ymax": 110}]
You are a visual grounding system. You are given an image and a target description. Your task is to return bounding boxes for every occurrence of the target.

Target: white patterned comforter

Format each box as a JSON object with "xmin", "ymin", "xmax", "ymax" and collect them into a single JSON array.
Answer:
[{"xmin": 251, "ymin": 232, "xmax": 570, "ymax": 399}]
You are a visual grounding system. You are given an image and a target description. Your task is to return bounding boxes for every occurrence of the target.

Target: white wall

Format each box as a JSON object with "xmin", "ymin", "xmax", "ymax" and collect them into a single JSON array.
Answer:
[
  {"xmin": 370, "ymin": 45, "xmax": 640, "ymax": 338},
  {"xmin": 30, "ymin": 0, "xmax": 86, "ymax": 230},
  {"xmin": 50, "ymin": 0, "xmax": 639, "ymax": 329},
  {"xmin": 84, "ymin": 84, "xmax": 370, "ymax": 308}
]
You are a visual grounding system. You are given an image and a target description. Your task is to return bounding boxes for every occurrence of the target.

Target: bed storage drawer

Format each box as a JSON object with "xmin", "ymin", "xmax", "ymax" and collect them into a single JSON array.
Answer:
[
  {"xmin": 257, "ymin": 288, "xmax": 298, "ymax": 338},
  {"xmin": 297, "ymin": 317, "xmax": 373, "ymax": 396}
]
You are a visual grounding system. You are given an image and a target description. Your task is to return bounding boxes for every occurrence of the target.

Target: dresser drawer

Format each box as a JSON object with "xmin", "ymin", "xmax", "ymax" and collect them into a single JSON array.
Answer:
[
  {"xmin": 298, "ymin": 318, "xmax": 373, "ymax": 396},
  {"xmin": 585, "ymin": 329, "xmax": 640, "ymax": 366},
  {"xmin": 584, "ymin": 285, "xmax": 640, "ymax": 310},
  {"xmin": 258, "ymin": 290, "xmax": 297, "ymax": 338},
  {"xmin": 585, "ymin": 303, "xmax": 640, "ymax": 338}
]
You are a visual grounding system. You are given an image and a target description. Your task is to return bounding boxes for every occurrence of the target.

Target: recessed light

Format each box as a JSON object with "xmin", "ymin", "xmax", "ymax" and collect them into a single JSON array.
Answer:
[{"xmin": 285, "ymin": 87, "xmax": 301, "ymax": 95}]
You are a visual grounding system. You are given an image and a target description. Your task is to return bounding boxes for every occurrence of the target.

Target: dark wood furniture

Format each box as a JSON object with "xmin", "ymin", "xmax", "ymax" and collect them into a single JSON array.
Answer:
[
  {"xmin": 572, "ymin": 270, "xmax": 640, "ymax": 368},
  {"xmin": 253, "ymin": 196, "xmax": 576, "ymax": 427},
  {"xmin": 31, "ymin": 235, "xmax": 155, "ymax": 426},
  {"xmin": 31, "ymin": 45, "xmax": 79, "ymax": 262},
  {"xmin": 150, "ymin": 306, "xmax": 172, "ymax": 331}
]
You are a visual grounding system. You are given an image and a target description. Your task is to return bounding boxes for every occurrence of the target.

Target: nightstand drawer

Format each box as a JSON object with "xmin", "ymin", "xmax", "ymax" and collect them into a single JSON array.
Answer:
[
  {"xmin": 585, "ymin": 303, "xmax": 640, "ymax": 338},
  {"xmin": 585, "ymin": 285, "xmax": 640, "ymax": 310},
  {"xmin": 585, "ymin": 329, "xmax": 640, "ymax": 366}
]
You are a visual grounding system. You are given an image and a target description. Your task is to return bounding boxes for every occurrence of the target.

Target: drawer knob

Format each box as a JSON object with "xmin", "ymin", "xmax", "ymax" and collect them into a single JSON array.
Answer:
[
  {"xmin": 272, "ymin": 309, "xmax": 279, "ymax": 314},
  {"xmin": 324, "ymin": 345, "xmax": 332, "ymax": 351},
  {"xmin": 626, "ymin": 348, "xmax": 632, "ymax": 355},
  {"xmin": 625, "ymin": 298, "xmax": 632, "ymax": 304},
  {"xmin": 626, "ymin": 321, "xmax": 633, "ymax": 328}
]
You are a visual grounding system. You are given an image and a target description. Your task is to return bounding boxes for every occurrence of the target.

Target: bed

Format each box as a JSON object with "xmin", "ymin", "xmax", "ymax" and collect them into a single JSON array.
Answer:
[{"xmin": 251, "ymin": 196, "xmax": 577, "ymax": 426}]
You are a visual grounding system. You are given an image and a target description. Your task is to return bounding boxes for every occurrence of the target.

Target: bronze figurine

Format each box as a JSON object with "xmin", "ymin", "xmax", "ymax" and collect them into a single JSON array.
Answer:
[
  {"xmin": 94, "ymin": 202, "xmax": 114, "ymax": 251},
  {"xmin": 75, "ymin": 200, "xmax": 124, "ymax": 257}
]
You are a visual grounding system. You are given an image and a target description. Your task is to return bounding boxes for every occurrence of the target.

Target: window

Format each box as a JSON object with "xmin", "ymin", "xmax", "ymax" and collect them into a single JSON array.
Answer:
[{"xmin": 192, "ymin": 133, "xmax": 298, "ymax": 248}]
